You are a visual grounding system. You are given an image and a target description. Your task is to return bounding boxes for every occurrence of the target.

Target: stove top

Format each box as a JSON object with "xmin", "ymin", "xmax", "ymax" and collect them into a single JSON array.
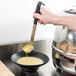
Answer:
[
  {"xmin": 1, "ymin": 40, "xmax": 76, "ymax": 76},
  {"xmin": 21, "ymin": 71, "xmax": 39, "ymax": 76},
  {"xmin": 4, "ymin": 61, "xmax": 76, "ymax": 76},
  {"xmin": 3, "ymin": 60, "xmax": 56, "ymax": 76},
  {"xmin": 3, "ymin": 60, "xmax": 45, "ymax": 76}
]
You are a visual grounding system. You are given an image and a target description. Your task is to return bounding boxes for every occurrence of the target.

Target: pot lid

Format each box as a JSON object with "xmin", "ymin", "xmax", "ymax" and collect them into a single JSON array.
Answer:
[{"xmin": 64, "ymin": 6, "xmax": 76, "ymax": 14}]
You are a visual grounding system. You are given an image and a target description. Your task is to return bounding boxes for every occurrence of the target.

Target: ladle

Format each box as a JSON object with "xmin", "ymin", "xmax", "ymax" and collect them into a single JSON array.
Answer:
[{"xmin": 22, "ymin": 1, "xmax": 45, "ymax": 55}]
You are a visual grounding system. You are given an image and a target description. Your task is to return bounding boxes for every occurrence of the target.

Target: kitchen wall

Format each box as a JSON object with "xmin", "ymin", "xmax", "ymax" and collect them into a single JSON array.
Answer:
[{"xmin": 0, "ymin": 0, "xmax": 76, "ymax": 45}]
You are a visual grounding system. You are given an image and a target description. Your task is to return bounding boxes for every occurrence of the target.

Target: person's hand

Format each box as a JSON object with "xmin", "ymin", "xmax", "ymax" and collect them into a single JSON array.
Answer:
[
  {"xmin": 33, "ymin": 7, "xmax": 57, "ymax": 25},
  {"xmin": 33, "ymin": 6, "xmax": 76, "ymax": 31}
]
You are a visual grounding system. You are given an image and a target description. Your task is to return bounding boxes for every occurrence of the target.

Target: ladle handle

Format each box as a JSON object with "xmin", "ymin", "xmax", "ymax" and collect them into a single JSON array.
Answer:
[
  {"xmin": 31, "ymin": 1, "xmax": 45, "ymax": 41},
  {"xmin": 34, "ymin": 1, "xmax": 45, "ymax": 25}
]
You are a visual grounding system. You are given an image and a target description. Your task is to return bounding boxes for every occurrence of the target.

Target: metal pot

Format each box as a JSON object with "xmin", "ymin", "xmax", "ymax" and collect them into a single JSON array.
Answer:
[{"xmin": 52, "ymin": 7, "xmax": 76, "ymax": 75}]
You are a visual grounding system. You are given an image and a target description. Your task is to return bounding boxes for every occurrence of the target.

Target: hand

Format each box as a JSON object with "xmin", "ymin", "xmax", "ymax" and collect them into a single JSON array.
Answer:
[
  {"xmin": 33, "ymin": 7, "xmax": 56, "ymax": 25},
  {"xmin": 33, "ymin": 6, "xmax": 76, "ymax": 31}
]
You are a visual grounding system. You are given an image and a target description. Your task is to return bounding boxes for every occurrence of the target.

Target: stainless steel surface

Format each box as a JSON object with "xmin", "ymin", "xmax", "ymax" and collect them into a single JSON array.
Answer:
[{"xmin": 0, "ymin": 44, "xmax": 21, "ymax": 60}]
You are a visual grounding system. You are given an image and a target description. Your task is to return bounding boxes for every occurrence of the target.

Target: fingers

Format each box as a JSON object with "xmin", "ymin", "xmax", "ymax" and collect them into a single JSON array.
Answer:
[
  {"xmin": 38, "ymin": 20, "xmax": 45, "ymax": 25},
  {"xmin": 33, "ymin": 13, "xmax": 41, "ymax": 20},
  {"xmin": 38, "ymin": 20, "xmax": 43, "ymax": 24},
  {"xmin": 33, "ymin": 13, "xmax": 45, "ymax": 25}
]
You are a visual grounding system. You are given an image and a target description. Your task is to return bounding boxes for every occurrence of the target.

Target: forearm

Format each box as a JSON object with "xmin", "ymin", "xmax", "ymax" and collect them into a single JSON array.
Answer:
[{"xmin": 53, "ymin": 15, "xmax": 76, "ymax": 31}]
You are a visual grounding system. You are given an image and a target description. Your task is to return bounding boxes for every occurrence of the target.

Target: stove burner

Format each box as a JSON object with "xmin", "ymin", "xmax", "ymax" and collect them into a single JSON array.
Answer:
[
  {"xmin": 21, "ymin": 71, "xmax": 39, "ymax": 76},
  {"xmin": 20, "ymin": 67, "xmax": 39, "ymax": 76}
]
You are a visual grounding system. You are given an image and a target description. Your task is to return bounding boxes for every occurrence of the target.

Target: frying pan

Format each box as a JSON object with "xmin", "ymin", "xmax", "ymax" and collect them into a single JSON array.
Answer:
[{"xmin": 11, "ymin": 51, "xmax": 49, "ymax": 72}]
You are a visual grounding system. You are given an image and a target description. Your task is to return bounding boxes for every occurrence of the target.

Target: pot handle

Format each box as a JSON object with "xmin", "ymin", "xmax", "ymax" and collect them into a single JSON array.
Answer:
[{"xmin": 34, "ymin": 1, "xmax": 45, "ymax": 25}]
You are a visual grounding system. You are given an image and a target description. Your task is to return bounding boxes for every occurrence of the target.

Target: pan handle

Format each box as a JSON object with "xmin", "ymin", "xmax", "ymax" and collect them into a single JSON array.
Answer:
[{"xmin": 34, "ymin": 1, "xmax": 45, "ymax": 25}]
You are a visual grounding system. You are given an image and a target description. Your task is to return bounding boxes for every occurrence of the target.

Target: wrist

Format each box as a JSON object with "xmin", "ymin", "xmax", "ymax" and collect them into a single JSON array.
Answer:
[
  {"xmin": 52, "ymin": 15, "xmax": 67, "ymax": 27},
  {"xmin": 51, "ymin": 15, "xmax": 62, "ymax": 25}
]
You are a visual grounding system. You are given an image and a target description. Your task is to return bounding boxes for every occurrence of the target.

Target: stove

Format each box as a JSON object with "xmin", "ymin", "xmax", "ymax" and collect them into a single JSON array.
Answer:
[
  {"xmin": 4, "ymin": 52, "xmax": 76, "ymax": 76},
  {"xmin": 4, "ymin": 58, "xmax": 76, "ymax": 76},
  {"xmin": 2, "ymin": 40, "xmax": 76, "ymax": 76}
]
